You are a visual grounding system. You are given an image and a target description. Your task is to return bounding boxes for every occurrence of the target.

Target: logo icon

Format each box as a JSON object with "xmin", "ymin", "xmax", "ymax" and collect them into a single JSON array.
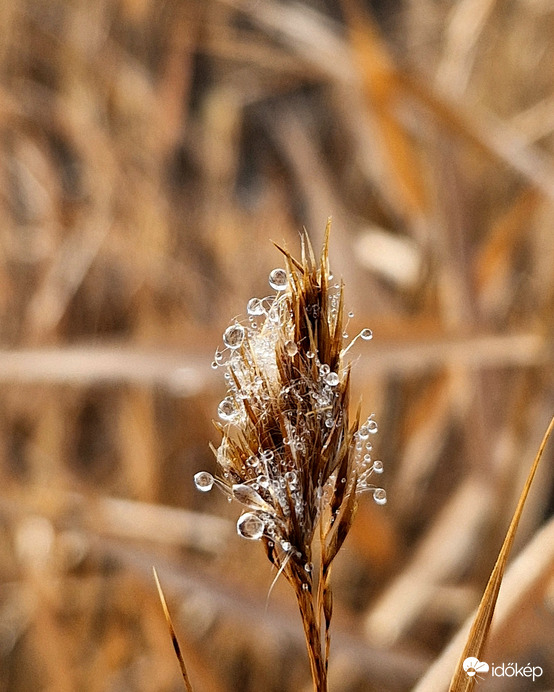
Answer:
[{"xmin": 463, "ymin": 657, "xmax": 490, "ymax": 680}]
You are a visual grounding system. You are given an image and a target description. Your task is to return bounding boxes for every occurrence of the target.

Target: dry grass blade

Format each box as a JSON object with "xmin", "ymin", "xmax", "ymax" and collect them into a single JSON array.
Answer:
[
  {"xmin": 448, "ymin": 415, "xmax": 554, "ymax": 691},
  {"xmin": 339, "ymin": 0, "xmax": 554, "ymax": 205},
  {"xmin": 153, "ymin": 567, "xmax": 194, "ymax": 692},
  {"xmin": 2, "ymin": 1, "xmax": 553, "ymax": 689},
  {"xmin": 341, "ymin": 0, "xmax": 427, "ymax": 220}
]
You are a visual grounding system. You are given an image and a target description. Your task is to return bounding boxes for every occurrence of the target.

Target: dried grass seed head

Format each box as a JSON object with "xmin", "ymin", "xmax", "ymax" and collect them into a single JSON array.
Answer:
[{"xmin": 195, "ymin": 226, "xmax": 386, "ymax": 566}]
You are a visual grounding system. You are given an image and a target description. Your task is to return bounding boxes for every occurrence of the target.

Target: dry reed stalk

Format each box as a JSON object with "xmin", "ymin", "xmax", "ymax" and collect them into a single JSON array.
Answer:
[
  {"xmin": 413, "ymin": 415, "xmax": 554, "ymax": 691},
  {"xmin": 194, "ymin": 220, "xmax": 386, "ymax": 691},
  {"xmin": 153, "ymin": 568, "xmax": 194, "ymax": 692},
  {"xmin": 447, "ymin": 414, "xmax": 554, "ymax": 691}
]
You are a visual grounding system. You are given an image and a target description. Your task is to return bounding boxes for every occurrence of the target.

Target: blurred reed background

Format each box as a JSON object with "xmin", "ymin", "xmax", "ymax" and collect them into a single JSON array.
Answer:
[{"xmin": 0, "ymin": 1, "xmax": 553, "ymax": 690}]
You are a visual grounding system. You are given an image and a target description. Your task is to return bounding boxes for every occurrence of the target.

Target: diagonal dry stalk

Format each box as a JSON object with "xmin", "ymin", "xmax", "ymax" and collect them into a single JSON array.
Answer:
[
  {"xmin": 447, "ymin": 414, "xmax": 554, "ymax": 692},
  {"xmin": 194, "ymin": 220, "xmax": 386, "ymax": 691},
  {"xmin": 153, "ymin": 567, "xmax": 194, "ymax": 692}
]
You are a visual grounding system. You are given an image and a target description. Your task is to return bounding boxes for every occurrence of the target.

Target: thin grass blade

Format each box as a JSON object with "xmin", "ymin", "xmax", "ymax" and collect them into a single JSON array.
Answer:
[
  {"xmin": 448, "ymin": 415, "xmax": 554, "ymax": 691},
  {"xmin": 153, "ymin": 567, "xmax": 194, "ymax": 692}
]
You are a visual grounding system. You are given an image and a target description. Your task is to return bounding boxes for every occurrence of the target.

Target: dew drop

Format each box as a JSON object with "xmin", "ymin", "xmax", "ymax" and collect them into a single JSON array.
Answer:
[
  {"xmin": 324, "ymin": 372, "xmax": 340, "ymax": 386},
  {"xmin": 284, "ymin": 471, "xmax": 297, "ymax": 487},
  {"xmin": 302, "ymin": 582, "xmax": 309, "ymax": 591},
  {"xmin": 358, "ymin": 425, "xmax": 370, "ymax": 440},
  {"xmin": 223, "ymin": 324, "xmax": 245, "ymax": 349},
  {"xmin": 257, "ymin": 475, "xmax": 270, "ymax": 488},
  {"xmin": 304, "ymin": 562, "xmax": 313, "ymax": 573},
  {"xmin": 367, "ymin": 419, "xmax": 378, "ymax": 434},
  {"xmin": 373, "ymin": 488, "xmax": 387, "ymax": 505},
  {"xmin": 284, "ymin": 340, "xmax": 298, "ymax": 356},
  {"xmin": 348, "ymin": 311, "xmax": 354, "ymax": 318},
  {"xmin": 319, "ymin": 364, "xmax": 330, "ymax": 376},
  {"xmin": 342, "ymin": 332, "xmax": 348, "ymax": 339},
  {"xmin": 372, "ymin": 460, "xmax": 384, "ymax": 474},
  {"xmin": 194, "ymin": 471, "xmax": 214, "ymax": 492},
  {"xmin": 211, "ymin": 361, "xmax": 218, "ymax": 369},
  {"xmin": 280, "ymin": 540, "xmax": 291, "ymax": 552},
  {"xmin": 218, "ymin": 398, "xmax": 237, "ymax": 421},
  {"xmin": 269, "ymin": 268, "xmax": 288, "ymax": 291},
  {"xmin": 306, "ymin": 351, "xmax": 315, "ymax": 359},
  {"xmin": 237, "ymin": 513, "xmax": 265, "ymax": 540},
  {"xmin": 247, "ymin": 297, "xmax": 265, "ymax": 316},
  {"xmin": 360, "ymin": 328, "xmax": 373, "ymax": 341}
]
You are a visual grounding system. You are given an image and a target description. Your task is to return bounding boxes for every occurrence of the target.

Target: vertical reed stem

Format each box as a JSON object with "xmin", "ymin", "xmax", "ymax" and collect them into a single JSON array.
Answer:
[{"xmin": 295, "ymin": 586, "xmax": 327, "ymax": 692}]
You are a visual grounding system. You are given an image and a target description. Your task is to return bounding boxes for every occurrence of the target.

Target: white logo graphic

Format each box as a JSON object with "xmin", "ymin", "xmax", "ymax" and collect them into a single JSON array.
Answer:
[
  {"xmin": 463, "ymin": 657, "xmax": 490, "ymax": 678},
  {"xmin": 462, "ymin": 657, "xmax": 543, "ymax": 682}
]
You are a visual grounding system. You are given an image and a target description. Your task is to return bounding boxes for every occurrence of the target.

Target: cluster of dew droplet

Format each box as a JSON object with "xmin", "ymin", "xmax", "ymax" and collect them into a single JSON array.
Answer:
[
  {"xmin": 197, "ymin": 264, "xmax": 386, "ymax": 544},
  {"xmin": 209, "ymin": 267, "xmax": 292, "ymax": 431},
  {"xmin": 194, "ymin": 446, "xmax": 304, "ymax": 550},
  {"xmin": 315, "ymin": 412, "xmax": 386, "ymax": 509},
  {"xmin": 351, "ymin": 416, "xmax": 387, "ymax": 504}
]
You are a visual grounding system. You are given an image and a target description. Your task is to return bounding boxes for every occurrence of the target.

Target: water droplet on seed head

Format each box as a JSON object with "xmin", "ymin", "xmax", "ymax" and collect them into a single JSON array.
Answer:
[
  {"xmin": 223, "ymin": 324, "xmax": 245, "ymax": 349},
  {"xmin": 237, "ymin": 513, "xmax": 265, "ymax": 540},
  {"xmin": 367, "ymin": 418, "xmax": 378, "ymax": 433},
  {"xmin": 284, "ymin": 340, "xmax": 298, "ymax": 356},
  {"xmin": 269, "ymin": 268, "xmax": 288, "ymax": 291},
  {"xmin": 218, "ymin": 397, "xmax": 237, "ymax": 421},
  {"xmin": 247, "ymin": 298, "xmax": 265, "ymax": 316},
  {"xmin": 194, "ymin": 471, "xmax": 214, "ymax": 492},
  {"xmin": 373, "ymin": 488, "xmax": 387, "ymax": 505},
  {"xmin": 358, "ymin": 425, "xmax": 370, "ymax": 440},
  {"xmin": 324, "ymin": 372, "xmax": 340, "ymax": 386}
]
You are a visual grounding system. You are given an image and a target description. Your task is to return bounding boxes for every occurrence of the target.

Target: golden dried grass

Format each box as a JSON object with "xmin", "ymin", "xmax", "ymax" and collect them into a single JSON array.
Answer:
[{"xmin": 0, "ymin": 1, "xmax": 553, "ymax": 690}]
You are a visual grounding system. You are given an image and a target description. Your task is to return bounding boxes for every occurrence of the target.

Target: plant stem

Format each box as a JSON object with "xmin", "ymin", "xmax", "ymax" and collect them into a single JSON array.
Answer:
[{"xmin": 296, "ymin": 586, "xmax": 327, "ymax": 692}]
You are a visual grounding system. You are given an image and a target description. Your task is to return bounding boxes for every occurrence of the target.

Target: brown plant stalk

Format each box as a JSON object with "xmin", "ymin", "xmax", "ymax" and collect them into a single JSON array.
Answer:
[{"xmin": 195, "ymin": 220, "xmax": 386, "ymax": 691}]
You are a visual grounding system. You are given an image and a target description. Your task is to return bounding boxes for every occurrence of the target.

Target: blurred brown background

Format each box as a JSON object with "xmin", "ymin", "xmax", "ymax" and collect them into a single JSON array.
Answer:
[{"xmin": 1, "ymin": 1, "xmax": 553, "ymax": 690}]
